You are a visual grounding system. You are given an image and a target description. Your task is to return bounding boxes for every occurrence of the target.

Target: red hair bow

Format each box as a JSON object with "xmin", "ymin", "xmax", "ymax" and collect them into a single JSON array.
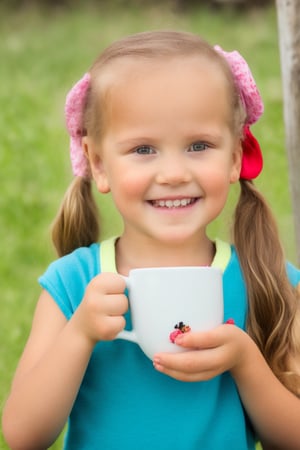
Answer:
[{"xmin": 240, "ymin": 126, "xmax": 263, "ymax": 180}]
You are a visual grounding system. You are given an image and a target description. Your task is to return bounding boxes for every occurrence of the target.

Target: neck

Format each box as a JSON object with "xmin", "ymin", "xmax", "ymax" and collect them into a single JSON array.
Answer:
[{"xmin": 115, "ymin": 234, "xmax": 215, "ymax": 275}]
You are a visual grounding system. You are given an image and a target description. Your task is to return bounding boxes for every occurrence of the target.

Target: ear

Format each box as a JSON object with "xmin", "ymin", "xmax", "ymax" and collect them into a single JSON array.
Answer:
[
  {"xmin": 230, "ymin": 140, "xmax": 242, "ymax": 184},
  {"xmin": 82, "ymin": 136, "xmax": 110, "ymax": 193}
]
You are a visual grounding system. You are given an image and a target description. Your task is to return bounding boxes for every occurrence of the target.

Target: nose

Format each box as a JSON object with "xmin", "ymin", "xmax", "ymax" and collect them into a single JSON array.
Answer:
[{"xmin": 155, "ymin": 152, "xmax": 192, "ymax": 185}]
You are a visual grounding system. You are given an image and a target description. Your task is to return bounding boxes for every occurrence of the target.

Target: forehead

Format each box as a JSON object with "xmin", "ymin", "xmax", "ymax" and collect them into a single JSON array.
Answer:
[
  {"xmin": 99, "ymin": 54, "xmax": 228, "ymax": 89},
  {"xmin": 98, "ymin": 55, "xmax": 230, "ymax": 104},
  {"xmin": 98, "ymin": 56, "xmax": 231, "ymax": 122}
]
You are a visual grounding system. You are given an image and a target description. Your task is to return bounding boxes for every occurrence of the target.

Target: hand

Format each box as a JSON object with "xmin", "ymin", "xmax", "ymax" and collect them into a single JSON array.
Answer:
[
  {"xmin": 71, "ymin": 272, "xmax": 128, "ymax": 345},
  {"xmin": 153, "ymin": 323, "xmax": 250, "ymax": 382}
]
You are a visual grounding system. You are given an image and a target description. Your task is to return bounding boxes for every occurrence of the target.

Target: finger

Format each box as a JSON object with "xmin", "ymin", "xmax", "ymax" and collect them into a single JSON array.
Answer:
[
  {"xmin": 99, "ymin": 315, "xmax": 127, "ymax": 341},
  {"xmin": 154, "ymin": 348, "xmax": 216, "ymax": 374},
  {"xmin": 174, "ymin": 328, "xmax": 221, "ymax": 349},
  {"xmin": 174, "ymin": 323, "xmax": 239, "ymax": 349},
  {"xmin": 95, "ymin": 272, "xmax": 126, "ymax": 293},
  {"xmin": 103, "ymin": 294, "xmax": 128, "ymax": 316},
  {"xmin": 153, "ymin": 351, "xmax": 218, "ymax": 382}
]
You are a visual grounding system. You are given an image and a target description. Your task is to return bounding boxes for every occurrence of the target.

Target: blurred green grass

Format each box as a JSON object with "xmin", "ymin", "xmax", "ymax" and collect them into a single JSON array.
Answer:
[{"xmin": 0, "ymin": 3, "xmax": 292, "ymax": 449}]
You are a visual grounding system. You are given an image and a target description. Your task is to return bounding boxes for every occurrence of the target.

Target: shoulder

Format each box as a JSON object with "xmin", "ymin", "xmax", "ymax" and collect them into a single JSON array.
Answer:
[
  {"xmin": 38, "ymin": 243, "xmax": 100, "ymax": 318},
  {"xmin": 220, "ymin": 241, "xmax": 300, "ymax": 287},
  {"xmin": 213, "ymin": 239, "xmax": 244, "ymax": 282},
  {"xmin": 40, "ymin": 243, "xmax": 100, "ymax": 281},
  {"xmin": 286, "ymin": 261, "xmax": 300, "ymax": 286}
]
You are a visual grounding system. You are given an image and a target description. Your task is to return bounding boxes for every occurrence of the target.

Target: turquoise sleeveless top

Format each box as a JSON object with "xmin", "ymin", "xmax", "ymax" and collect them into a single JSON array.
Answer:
[{"xmin": 39, "ymin": 238, "xmax": 300, "ymax": 449}]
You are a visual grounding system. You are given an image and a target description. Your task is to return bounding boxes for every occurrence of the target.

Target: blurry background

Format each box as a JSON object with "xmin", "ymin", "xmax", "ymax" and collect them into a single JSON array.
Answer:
[{"xmin": 0, "ymin": 1, "xmax": 291, "ymax": 448}]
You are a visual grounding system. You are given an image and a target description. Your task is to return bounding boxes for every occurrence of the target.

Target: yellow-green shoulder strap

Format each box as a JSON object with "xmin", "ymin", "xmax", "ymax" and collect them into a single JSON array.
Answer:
[
  {"xmin": 100, "ymin": 236, "xmax": 118, "ymax": 273},
  {"xmin": 211, "ymin": 239, "xmax": 231, "ymax": 272}
]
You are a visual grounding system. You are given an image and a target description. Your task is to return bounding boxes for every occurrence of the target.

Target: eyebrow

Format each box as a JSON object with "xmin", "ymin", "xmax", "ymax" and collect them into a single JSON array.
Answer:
[
  {"xmin": 117, "ymin": 133, "xmax": 223, "ymax": 144},
  {"xmin": 115, "ymin": 137, "xmax": 156, "ymax": 147}
]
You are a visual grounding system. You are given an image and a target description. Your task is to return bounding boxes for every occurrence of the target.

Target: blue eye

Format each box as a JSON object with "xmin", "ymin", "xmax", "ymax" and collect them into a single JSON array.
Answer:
[
  {"xmin": 135, "ymin": 145, "xmax": 155, "ymax": 155},
  {"xmin": 189, "ymin": 142, "xmax": 208, "ymax": 152}
]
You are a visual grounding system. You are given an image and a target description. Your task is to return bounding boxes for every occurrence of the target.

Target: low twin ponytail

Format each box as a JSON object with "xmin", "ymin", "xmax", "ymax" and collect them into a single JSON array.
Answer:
[
  {"xmin": 51, "ymin": 177, "xmax": 100, "ymax": 257},
  {"xmin": 233, "ymin": 179, "xmax": 300, "ymax": 396}
]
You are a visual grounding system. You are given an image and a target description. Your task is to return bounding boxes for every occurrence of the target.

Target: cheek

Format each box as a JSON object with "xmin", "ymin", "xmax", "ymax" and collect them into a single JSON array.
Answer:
[
  {"xmin": 202, "ymin": 166, "xmax": 232, "ymax": 200},
  {"xmin": 109, "ymin": 172, "xmax": 147, "ymax": 218},
  {"xmin": 109, "ymin": 169, "xmax": 148, "ymax": 199}
]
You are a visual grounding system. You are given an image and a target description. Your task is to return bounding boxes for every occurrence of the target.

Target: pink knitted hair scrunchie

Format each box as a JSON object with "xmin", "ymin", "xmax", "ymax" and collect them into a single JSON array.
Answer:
[
  {"xmin": 214, "ymin": 45, "xmax": 264, "ymax": 125},
  {"xmin": 214, "ymin": 45, "xmax": 264, "ymax": 179},
  {"xmin": 65, "ymin": 72, "xmax": 91, "ymax": 177}
]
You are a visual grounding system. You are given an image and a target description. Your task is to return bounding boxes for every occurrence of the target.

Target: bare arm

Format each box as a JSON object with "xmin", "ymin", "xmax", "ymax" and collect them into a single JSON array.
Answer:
[
  {"xmin": 2, "ymin": 273, "xmax": 127, "ymax": 450},
  {"xmin": 231, "ymin": 330, "xmax": 300, "ymax": 450},
  {"xmin": 153, "ymin": 325, "xmax": 300, "ymax": 449}
]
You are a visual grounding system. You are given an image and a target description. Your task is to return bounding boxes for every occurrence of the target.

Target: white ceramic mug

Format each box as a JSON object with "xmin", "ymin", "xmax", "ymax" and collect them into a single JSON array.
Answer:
[{"xmin": 117, "ymin": 266, "xmax": 223, "ymax": 360}]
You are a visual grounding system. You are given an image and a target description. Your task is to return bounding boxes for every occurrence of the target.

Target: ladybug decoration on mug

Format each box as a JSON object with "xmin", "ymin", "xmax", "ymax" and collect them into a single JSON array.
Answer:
[{"xmin": 169, "ymin": 322, "xmax": 191, "ymax": 343}]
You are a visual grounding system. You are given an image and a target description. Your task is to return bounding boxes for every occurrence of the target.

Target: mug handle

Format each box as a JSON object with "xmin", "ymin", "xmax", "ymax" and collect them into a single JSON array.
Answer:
[
  {"xmin": 116, "ymin": 275, "xmax": 138, "ymax": 344},
  {"xmin": 116, "ymin": 329, "xmax": 138, "ymax": 343}
]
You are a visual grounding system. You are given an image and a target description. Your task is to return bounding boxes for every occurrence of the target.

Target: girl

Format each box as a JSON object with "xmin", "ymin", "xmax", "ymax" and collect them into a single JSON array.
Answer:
[{"xmin": 3, "ymin": 30, "xmax": 300, "ymax": 450}]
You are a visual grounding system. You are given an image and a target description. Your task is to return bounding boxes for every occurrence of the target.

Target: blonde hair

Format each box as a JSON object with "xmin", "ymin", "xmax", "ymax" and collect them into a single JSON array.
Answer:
[
  {"xmin": 52, "ymin": 30, "xmax": 300, "ymax": 395},
  {"xmin": 234, "ymin": 180, "xmax": 300, "ymax": 395}
]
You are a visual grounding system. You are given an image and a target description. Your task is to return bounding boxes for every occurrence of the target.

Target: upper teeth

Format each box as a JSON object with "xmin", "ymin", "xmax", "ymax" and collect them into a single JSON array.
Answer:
[{"xmin": 154, "ymin": 198, "xmax": 192, "ymax": 208}]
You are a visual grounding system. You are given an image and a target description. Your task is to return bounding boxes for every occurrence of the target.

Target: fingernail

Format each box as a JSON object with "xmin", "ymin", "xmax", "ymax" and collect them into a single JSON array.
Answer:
[
  {"xmin": 225, "ymin": 318, "xmax": 235, "ymax": 325},
  {"xmin": 175, "ymin": 334, "xmax": 184, "ymax": 344},
  {"xmin": 153, "ymin": 359, "xmax": 163, "ymax": 371}
]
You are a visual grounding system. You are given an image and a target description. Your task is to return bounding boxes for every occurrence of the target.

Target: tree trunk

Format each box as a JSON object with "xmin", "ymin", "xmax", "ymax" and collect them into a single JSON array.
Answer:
[{"xmin": 276, "ymin": 0, "xmax": 300, "ymax": 264}]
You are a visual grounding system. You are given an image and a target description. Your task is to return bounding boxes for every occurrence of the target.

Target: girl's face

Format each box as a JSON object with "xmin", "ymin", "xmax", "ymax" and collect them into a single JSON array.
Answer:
[{"xmin": 85, "ymin": 56, "xmax": 241, "ymax": 246}]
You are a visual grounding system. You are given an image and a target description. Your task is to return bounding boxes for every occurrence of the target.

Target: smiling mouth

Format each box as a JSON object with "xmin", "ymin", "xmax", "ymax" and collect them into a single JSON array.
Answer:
[{"xmin": 150, "ymin": 198, "xmax": 198, "ymax": 208}]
